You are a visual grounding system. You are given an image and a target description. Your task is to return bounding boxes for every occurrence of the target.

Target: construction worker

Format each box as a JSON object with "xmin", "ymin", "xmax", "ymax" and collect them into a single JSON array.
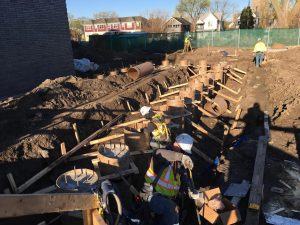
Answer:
[
  {"xmin": 183, "ymin": 34, "xmax": 192, "ymax": 52},
  {"xmin": 140, "ymin": 106, "xmax": 171, "ymax": 149},
  {"xmin": 140, "ymin": 133, "xmax": 203, "ymax": 225},
  {"xmin": 253, "ymin": 38, "xmax": 267, "ymax": 67}
]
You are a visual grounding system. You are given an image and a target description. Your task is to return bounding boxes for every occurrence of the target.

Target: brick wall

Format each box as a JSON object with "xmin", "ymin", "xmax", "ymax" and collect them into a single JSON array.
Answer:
[{"xmin": 0, "ymin": 0, "xmax": 74, "ymax": 98}]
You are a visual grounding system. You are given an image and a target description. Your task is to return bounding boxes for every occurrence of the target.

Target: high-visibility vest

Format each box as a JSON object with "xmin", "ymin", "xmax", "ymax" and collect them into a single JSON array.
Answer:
[
  {"xmin": 184, "ymin": 37, "xmax": 190, "ymax": 43},
  {"xmin": 145, "ymin": 157, "xmax": 181, "ymax": 198},
  {"xmin": 151, "ymin": 114, "xmax": 170, "ymax": 141},
  {"xmin": 253, "ymin": 41, "xmax": 267, "ymax": 53}
]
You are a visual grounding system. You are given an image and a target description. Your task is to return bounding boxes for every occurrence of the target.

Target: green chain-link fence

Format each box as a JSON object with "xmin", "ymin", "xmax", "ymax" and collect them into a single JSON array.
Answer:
[{"xmin": 89, "ymin": 28, "xmax": 300, "ymax": 52}]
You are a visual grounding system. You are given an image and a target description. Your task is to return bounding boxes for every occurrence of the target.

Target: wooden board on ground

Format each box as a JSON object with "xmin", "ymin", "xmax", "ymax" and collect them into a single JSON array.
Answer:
[
  {"xmin": 0, "ymin": 193, "xmax": 99, "ymax": 218},
  {"xmin": 244, "ymin": 136, "xmax": 268, "ymax": 225}
]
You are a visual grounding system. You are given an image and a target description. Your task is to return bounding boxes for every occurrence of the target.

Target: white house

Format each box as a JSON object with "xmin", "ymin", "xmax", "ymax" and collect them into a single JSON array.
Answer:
[{"xmin": 196, "ymin": 12, "xmax": 224, "ymax": 31}]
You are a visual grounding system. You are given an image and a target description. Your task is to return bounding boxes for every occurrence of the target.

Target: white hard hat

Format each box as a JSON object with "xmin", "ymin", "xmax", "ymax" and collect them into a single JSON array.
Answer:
[
  {"xmin": 176, "ymin": 133, "xmax": 193, "ymax": 154},
  {"xmin": 140, "ymin": 106, "xmax": 151, "ymax": 116},
  {"xmin": 257, "ymin": 38, "xmax": 261, "ymax": 41}
]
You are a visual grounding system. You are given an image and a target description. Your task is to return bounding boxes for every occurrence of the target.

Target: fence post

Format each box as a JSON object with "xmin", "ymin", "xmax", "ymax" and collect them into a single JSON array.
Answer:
[
  {"xmin": 267, "ymin": 28, "xmax": 271, "ymax": 48},
  {"xmin": 298, "ymin": 28, "xmax": 300, "ymax": 45},
  {"xmin": 237, "ymin": 29, "xmax": 240, "ymax": 49}
]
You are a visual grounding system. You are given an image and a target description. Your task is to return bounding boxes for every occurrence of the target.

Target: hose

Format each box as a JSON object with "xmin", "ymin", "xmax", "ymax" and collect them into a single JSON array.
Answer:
[{"xmin": 105, "ymin": 192, "xmax": 122, "ymax": 225}]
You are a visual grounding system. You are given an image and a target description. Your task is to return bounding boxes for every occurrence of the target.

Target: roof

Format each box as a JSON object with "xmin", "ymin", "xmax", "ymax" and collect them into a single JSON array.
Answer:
[
  {"xmin": 199, "ymin": 11, "xmax": 223, "ymax": 22},
  {"xmin": 166, "ymin": 17, "xmax": 191, "ymax": 25},
  {"xmin": 84, "ymin": 16, "xmax": 147, "ymax": 25}
]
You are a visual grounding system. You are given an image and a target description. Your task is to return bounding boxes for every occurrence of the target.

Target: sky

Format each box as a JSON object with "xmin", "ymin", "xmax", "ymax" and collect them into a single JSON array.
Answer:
[{"xmin": 66, "ymin": 0, "xmax": 248, "ymax": 19}]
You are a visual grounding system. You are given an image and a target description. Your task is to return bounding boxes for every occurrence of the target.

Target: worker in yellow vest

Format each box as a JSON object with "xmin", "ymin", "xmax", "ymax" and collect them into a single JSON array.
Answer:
[
  {"xmin": 253, "ymin": 38, "xmax": 267, "ymax": 67},
  {"xmin": 139, "ymin": 133, "xmax": 203, "ymax": 225},
  {"xmin": 140, "ymin": 106, "xmax": 171, "ymax": 149},
  {"xmin": 183, "ymin": 34, "xmax": 192, "ymax": 52}
]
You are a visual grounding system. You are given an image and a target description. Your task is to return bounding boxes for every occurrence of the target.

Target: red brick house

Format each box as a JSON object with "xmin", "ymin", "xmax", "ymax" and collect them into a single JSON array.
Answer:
[{"xmin": 84, "ymin": 16, "xmax": 147, "ymax": 40}]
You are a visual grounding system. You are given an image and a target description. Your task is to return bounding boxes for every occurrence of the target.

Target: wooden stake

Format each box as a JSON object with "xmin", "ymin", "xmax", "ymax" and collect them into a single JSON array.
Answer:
[
  {"xmin": 60, "ymin": 142, "xmax": 66, "ymax": 155},
  {"xmin": 212, "ymin": 90, "xmax": 243, "ymax": 103},
  {"xmin": 216, "ymin": 81, "xmax": 241, "ymax": 95},
  {"xmin": 91, "ymin": 209, "xmax": 107, "ymax": 225},
  {"xmin": 72, "ymin": 123, "xmax": 81, "ymax": 144},
  {"xmin": 6, "ymin": 173, "xmax": 18, "ymax": 193},
  {"xmin": 83, "ymin": 209, "xmax": 93, "ymax": 225},
  {"xmin": 233, "ymin": 67, "xmax": 247, "ymax": 74},
  {"xmin": 159, "ymin": 90, "xmax": 180, "ymax": 98},
  {"xmin": 231, "ymin": 108, "xmax": 242, "ymax": 130},
  {"xmin": 126, "ymin": 100, "xmax": 132, "ymax": 112},
  {"xmin": 188, "ymin": 67, "xmax": 197, "ymax": 75},
  {"xmin": 163, "ymin": 81, "xmax": 168, "ymax": 89},
  {"xmin": 92, "ymin": 158, "xmax": 101, "ymax": 177},
  {"xmin": 111, "ymin": 118, "xmax": 147, "ymax": 130},
  {"xmin": 145, "ymin": 93, "xmax": 150, "ymax": 103},
  {"xmin": 157, "ymin": 85, "xmax": 162, "ymax": 96}
]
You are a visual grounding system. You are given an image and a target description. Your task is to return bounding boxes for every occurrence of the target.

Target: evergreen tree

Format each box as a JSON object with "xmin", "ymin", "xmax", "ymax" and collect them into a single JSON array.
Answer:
[{"xmin": 239, "ymin": 6, "xmax": 255, "ymax": 29}]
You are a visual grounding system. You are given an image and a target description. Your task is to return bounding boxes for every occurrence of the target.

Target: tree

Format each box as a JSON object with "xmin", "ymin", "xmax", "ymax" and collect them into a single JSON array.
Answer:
[
  {"xmin": 142, "ymin": 9, "xmax": 170, "ymax": 33},
  {"xmin": 270, "ymin": 0, "xmax": 300, "ymax": 28},
  {"xmin": 210, "ymin": 0, "xmax": 236, "ymax": 21},
  {"xmin": 239, "ymin": 6, "xmax": 255, "ymax": 29},
  {"xmin": 68, "ymin": 14, "xmax": 89, "ymax": 41},
  {"xmin": 93, "ymin": 11, "xmax": 118, "ymax": 19},
  {"xmin": 176, "ymin": 0, "xmax": 210, "ymax": 31}
]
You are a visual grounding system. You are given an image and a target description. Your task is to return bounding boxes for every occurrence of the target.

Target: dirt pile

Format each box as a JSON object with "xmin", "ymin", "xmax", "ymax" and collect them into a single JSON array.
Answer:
[{"xmin": 265, "ymin": 48, "xmax": 300, "ymax": 157}]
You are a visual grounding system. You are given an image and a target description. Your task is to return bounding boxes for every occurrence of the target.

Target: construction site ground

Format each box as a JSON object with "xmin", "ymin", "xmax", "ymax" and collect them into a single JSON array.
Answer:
[{"xmin": 0, "ymin": 46, "xmax": 299, "ymax": 225}]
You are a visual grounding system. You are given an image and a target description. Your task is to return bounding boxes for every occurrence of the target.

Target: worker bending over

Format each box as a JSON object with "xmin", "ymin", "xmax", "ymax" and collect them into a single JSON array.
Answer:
[
  {"xmin": 140, "ymin": 133, "xmax": 203, "ymax": 225},
  {"xmin": 253, "ymin": 38, "xmax": 267, "ymax": 67},
  {"xmin": 140, "ymin": 106, "xmax": 170, "ymax": 149}
]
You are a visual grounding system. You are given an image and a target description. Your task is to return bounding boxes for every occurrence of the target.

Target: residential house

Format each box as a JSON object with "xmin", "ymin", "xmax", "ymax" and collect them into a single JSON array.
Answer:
[
  {"xmin": 165, "ymin": 17, "xmax": 191, "ymax": 33},
  {"xmin": 196, "ymin": 12, "xmax": 224, "ymax": 31},
  {"xmin": 84, "ymin": 16, "xmax": 147, "ymax": 41}
]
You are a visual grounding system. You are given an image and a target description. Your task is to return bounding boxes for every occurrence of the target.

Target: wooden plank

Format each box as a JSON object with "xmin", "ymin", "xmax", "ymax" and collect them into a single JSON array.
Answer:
[
  {"xmin": 16, "ymin": 114, "xmax": 124, "ymax": 193},
  {"xmin": 6, "ymin": 173, "xmax": 18, "ymax": 193},
  {"xmin": 190, "ymin": 120, "xmax": 223, "ymax": 144},
  {"xmin": 212, "ymin": 90, "xmax": 242, "ymax": 103},
  {"xmin": 83, "ymin": 209, "xmax": 93, "ymax": 225},
  {"xmin": 157, "ymin": 85, "xmax": 162, "ymax": 96},
  {"xmin": 233, "ymin": 67, "xmax": 247, "ymax": 74},
  {"xmin": 168, "ymin": 83, "xmax": 188, "ymax": 90},
  {"xmin": 111, "ymin": 118, "xmax": 147, "ymax": 130},
  {"xmin": 245, "ymin": 136, "xmax": 268, "ymax": 225},
  {"xmin": 225, "ymin": 73, "xmax": 243, "ymax": 84},
  {"xmin": 92, "ymin": 209, "xmax": 107, "ymax": 225},
  {"xmin": 264, "ymin": 111, "xmax": 270, "ymax": 141},
  {"xmin": 215, "ymin": 81, "xmax": 241, "ymax": 95},
  {"xmin": 229, "ymin": 70, "xmax": 244, "ymax": 80},
  {"xmin": 72, "ymin": 123, "xmax": 81, "ymax": 144},
  {"xmin": 150, "ymin": 99, "xmax": 168, "ymax": 105},
  {"xmin": 159, "ymin": 90, "xmax": 180, "ymax": 98},
  {"xmin": 0, "ymin": 193, "xmax": 99, "ymax": 218},
  {"xmin": 89, "ymin": 134, "xmax": 124, "ymax": 145},
  {"xmin": 98, "ymin": 162, "xmax": 139, "ymax": 181}
]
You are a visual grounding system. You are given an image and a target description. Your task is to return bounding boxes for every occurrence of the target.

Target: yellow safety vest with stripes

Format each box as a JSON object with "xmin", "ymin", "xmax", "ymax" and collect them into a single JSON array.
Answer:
[
  {"xmin": 151, "ymin": 114, "xmax": 170, "ymax": 141},
  {"xmin": 145, "ymin": 158, "xmax": 181, "ymax": 198}
]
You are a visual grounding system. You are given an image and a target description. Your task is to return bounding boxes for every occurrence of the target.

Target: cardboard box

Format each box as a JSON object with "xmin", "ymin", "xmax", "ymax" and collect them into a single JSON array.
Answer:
[{"xmin": 199, "ymin": 188, "xmax": 241, "ymax": 225}]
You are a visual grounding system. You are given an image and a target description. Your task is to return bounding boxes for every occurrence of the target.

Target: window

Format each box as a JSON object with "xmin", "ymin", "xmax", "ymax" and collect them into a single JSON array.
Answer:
[
  {"xmin": 85, "ymin": 25, "xmax": 94, "ymax": 32},
  {"xmin": 127, "ymin": 22, "xmax": 132, "ymax": 28}
]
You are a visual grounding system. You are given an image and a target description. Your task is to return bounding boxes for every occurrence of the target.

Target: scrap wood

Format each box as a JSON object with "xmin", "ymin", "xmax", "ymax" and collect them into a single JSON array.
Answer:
[
  {"xmin": 0, "ymin": 193, "xmax": 99, "ymax": 218},
  {"xmin": 230, "ymin": 108, "xmax": 243, "ymax": 130},
  {"xmin": 111, "ymin": 118, "xmax": 147, "ymax": 130},
  {"xmin": 168, "ymin": 83, "xmax": 188, "ymax": 90},
  {"xmin": 229, "ymin": 70, "xmax": 244, "ymax": 80},
  {"xmin": 225, "ymin": 73, "xmax": 243, "ymax": 84},
  {"xmin": 150, "ymin": 99, "xmax": 168, "ymax": 105},
  {"xmin": 72, "ymin": 123, "xmax": 81, "ymax": 144},
  {"xmin": 16, "ymin": 114, "xmax": 124, "ymax": 193}
]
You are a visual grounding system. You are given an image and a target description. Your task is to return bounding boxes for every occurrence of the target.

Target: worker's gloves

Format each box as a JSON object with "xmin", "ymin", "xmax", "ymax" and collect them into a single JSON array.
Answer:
[
  {"xmin": 188, "ymin": 189, "xmax": 200, "ymax": 200},
  {"xmin": 139, "ymin": 182, "xmax": 153, "ymax": 202},
  {"xmin": 181, "ymin": 155, "xmax": 194, "ymax": 170},
  {"xmin": 189, "ymin": 190, "xmax": 205, "ymax": 208}
]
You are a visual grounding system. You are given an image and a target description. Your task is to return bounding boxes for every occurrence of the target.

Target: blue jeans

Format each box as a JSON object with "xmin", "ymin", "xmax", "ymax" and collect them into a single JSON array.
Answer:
[
  {"xmin": 256, "ymin": 52, "xmax": 264, "ymax": 67},
  {"xmin": 149, "ymin": 195, "xmax": 179, "ymax": 225}
]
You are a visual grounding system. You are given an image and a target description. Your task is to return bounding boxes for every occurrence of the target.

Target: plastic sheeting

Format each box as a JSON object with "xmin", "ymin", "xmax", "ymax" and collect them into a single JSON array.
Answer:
[{"xmin": 74, "ymin": 58, "xmax": 99, "ymax": 72}]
